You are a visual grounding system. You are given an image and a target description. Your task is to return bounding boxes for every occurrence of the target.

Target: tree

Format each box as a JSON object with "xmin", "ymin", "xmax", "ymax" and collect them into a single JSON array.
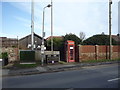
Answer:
[
  {"xmin": 64, "ymin": 33, "xmax": 82, "ymax": 45},
  {"xmin": 47, "ymin": 37, "xmax": 64, "ymax": 51},
  {"xmin": 83, "ymin": 34, "xmax": 117, "ymax": 45},
  {"xmin": 79, "ymin": 32, "xmax": 86, "ymax": 42},
  {"xmin": 46, "ymin": 33, "xmax": 82, "ymax": 61},
  {"xmin": 46, "ymin": 37, "xmax": 65, "ymax": 61}
]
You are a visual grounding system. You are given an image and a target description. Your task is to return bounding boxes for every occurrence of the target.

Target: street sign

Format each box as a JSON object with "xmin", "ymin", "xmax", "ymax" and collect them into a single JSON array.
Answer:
[
  {"xmin": 43, "ymin": 32, "xmax": 45, "ymax": 37},
  {"xmin": 41, "ymin": 45, "xmax": 44, "ymax": 54}
]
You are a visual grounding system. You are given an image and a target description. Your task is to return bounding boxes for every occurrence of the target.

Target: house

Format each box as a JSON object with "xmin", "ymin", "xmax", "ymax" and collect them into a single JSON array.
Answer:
[
  {"xmin": 0, "ymin": 37, "xmax": 18, "ymax": 48},
  {"xmin": 46, "ymin": 36, "xmax": 63, "ymax": 41},
  {"xmin": 19, "ymin": 33, "xmax": 45, "ymax": 50},
  {"xmin": 100, "ymin": 32, "xmax": 120, "ymax": 45},
  {"xmin": 112, "ymin": 34, "xmax": 120, "ymax": 45}
]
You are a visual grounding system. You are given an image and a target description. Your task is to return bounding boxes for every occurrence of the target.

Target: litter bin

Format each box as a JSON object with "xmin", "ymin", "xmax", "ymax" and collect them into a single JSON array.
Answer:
[
  {"xmin": 46, "ymin": 54, "xmax": 60, "ymax": 64},
  {"xmin": 2, "ymin": 58, "xmax": 8, "ymax": 66},
  {"xmin": 2, "ymin": 52, "xmax": 8, "ymax": 66}
]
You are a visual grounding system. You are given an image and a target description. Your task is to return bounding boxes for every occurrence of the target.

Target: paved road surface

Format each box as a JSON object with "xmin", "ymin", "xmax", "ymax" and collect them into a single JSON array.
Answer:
[
  {"xmin": 0, "ymin": 61, "xmax": 2, "ymax": 90},
  {"xmin": 2, "ymin": 64, "xmax": 119, "ymax": 88}
]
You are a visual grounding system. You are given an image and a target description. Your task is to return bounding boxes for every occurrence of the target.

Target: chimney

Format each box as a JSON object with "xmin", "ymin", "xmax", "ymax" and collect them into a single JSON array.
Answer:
[{"xmin": 117, "ymin": 34, "xmax": 120, "ymax": 37}]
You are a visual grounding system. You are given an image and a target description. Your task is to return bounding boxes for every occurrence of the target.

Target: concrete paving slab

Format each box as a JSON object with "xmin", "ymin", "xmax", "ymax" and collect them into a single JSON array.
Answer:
[
  {"xmin": 2, "ymin": 69, "xmax": 9, "ymax": 76},
  {"xmin": 47, "ymin": 64, "xmax": 76, "ymax": 69},
  {"xmin": 8, "ymin": 68, "xmax": 38, "ymax": 75},
  {"xmin": 20, "ymin": 62, "xmax": 36, "ymax": 64},
  {"xmin": 36, "ymin": 67, "xmax": 47, "ymax": 72}
]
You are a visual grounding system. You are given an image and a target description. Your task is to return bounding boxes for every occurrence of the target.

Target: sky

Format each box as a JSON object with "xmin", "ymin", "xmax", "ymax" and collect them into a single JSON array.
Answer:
[
  {"xmin": 119, "ymin": 1, "xmax": 120, "ymax": 34},
  {"xmin": 0, "ymin": 0, "xmax": 119, "ymax": 39}
]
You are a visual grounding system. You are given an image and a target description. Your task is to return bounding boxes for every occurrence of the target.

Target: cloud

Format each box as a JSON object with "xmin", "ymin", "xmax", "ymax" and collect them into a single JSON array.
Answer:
[
  {"xmin": 0, "ymin": 32, "xmax": 18, "ymax": 38},
  {"xmin": 112, "ymin": 2, "xmax": 118, "ymax": 34},
  {"xmin": 14, "ymin": 16, "xmax": 42, "ymax": 32},
  {"xmin": 2, "ymin": 0, "xmax": 119, "ymax": 39},
  {"xmin": 9, "ymin": 2, "xmax": 43, "ymax": 19},
  {"xmin": 10, "ymin": 2, "xmax": 50, "ymax": 29},
  {"xmin": 53, "ymin": 2, "xmax": 109, "ymax": 37},
  {"xmin": 2, "ymin": 0, "xmax": 119, "ymax": 3},
  {"xmin": 14, "ymin": 16, "xmax": 30, "ymax": 23},
  {"xmin": 0, "ymin": 2, "xmax": 2, "ymax": 33}
]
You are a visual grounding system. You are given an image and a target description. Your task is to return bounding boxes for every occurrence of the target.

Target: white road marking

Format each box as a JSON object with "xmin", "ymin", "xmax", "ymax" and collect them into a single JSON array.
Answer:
[{"xmin": 108, "ymin": 78, "xmax": 120, "ymax": 82}]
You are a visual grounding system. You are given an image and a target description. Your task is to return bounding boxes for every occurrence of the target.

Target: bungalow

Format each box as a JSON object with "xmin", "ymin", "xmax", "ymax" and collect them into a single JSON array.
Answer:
[{"xmin": 19, "ymin": 33, "xmax": 46, "ymax": 50}]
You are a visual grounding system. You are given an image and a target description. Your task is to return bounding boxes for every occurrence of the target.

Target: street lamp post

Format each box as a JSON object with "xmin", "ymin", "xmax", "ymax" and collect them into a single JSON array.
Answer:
[
  {"xmin": 17, "ymin": 36, "xmax": 19, "ymax": 60},
  {"xmin": 31, "ymin": 0, "xmax": 34, "ymax": 50},
  {"xmin": 51, "ymin": 0, "xmax": 53, "ymax": 52},
  {"xmin": 41, "ymin": 4, "xmax": 52, "ymax": 66},
  {"xmin": 109, "ymin": 0, "xmax": 112, "ymax": 60}
]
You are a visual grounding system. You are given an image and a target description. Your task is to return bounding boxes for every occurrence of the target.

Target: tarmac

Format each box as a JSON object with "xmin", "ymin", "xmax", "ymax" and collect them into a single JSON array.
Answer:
[{"xmin": 1, "ymin": 60, "xmax": 120, "ymax": 77}]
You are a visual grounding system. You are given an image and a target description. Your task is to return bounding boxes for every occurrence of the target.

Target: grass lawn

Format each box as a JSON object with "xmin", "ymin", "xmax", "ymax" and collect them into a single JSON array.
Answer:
[
  {"xmin": 9, "ymin": 62, "xmax": 41, "ymax": 69},
  {"xmin": 81, "ymin": 58, "xmax": 120, "ymax": 63},
  {"xmin": 14, "ymin": 64, "xmax": 38, "ymax": 68},
  {"xmin": 59, "ymin": 58, "xmax": 120, "ymax": 64}
]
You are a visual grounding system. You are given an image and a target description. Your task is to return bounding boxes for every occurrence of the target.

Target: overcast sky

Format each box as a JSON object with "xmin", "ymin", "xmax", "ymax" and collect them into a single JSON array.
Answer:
[{"xmin": 0, "ymin": 0, "xmax": 119, "ymax": 39}]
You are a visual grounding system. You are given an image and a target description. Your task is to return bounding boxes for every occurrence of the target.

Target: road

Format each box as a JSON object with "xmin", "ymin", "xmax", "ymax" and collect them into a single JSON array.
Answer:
[
  {"xmin": 0, "ymin": 61, "xmax": 2, "ymax": 90},
  {"xmin": 2, "ymin": 64, "xmax": 119, "ymax": 88}
]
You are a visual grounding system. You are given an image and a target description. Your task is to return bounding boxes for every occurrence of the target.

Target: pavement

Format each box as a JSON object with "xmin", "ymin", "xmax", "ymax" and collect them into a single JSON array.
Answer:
[{"xmin": 1, "ymin": 60, "xmax": 120, "ymax": 77}]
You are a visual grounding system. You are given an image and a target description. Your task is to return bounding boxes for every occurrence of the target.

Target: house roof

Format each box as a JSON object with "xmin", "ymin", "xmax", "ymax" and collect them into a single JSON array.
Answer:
[
  {"xmin": 112, "ymin": 35, "xmax": 120, "ymax": 42},
  {"xmin": 0, "ymin": 37, "xmax": 17, "ymax": 41},
  {"xmin": 19, "ymin": 33, "xmax": 43, "ymax": 41},
  {"xmin": 46, "ymin": 36, "xmax": 63, "ymax": 40}
]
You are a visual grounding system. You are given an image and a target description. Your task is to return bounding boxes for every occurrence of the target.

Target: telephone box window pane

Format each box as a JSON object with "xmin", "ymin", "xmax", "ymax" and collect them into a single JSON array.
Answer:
[
  {"xmin": 70, "ymin": 49, "xmax": 73, "ymax": 57},
  {"xmin": 70, "ymin": 47, "xmax": 73, "ymax": 49}
]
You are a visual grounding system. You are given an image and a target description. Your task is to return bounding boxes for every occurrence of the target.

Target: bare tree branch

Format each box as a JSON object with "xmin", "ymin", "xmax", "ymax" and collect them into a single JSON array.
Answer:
[{"xmin": 79, "ymin": 32, "xmax": 86, "ymax": 41}]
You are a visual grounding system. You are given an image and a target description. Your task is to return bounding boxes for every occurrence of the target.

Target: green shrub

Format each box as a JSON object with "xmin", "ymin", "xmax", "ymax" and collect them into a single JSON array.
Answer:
[
  {"xmin": 81, "ymin": 59, "xmax": 120, "ymax": 63},
  {"xmin": 2, "ymin": 52, "xmax": 8, "ymax": 59},
  {"xmin": 0, "ymin": 53, "xmax": 2, "ymax": 59}
]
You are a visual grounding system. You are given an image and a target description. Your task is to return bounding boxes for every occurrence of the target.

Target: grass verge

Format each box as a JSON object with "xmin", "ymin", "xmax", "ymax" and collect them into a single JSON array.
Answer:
[
  {"xmin": 13, "ymin": 64, "xmax": 38, "ymax": 69},
  {"xmin": 81, "ymin": 58, "xmax": 120, "ymax": 63},
  {"xmin": 3, "ymin": 62, "xmax": 41, "ymax": 69}
]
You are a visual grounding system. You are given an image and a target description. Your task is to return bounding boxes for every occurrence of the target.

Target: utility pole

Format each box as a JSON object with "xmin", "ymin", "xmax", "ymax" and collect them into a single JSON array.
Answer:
[
  {"xmin": 17, "ymin": 36, "xmax": 19, "ymax": 60},
  {"xmin": 41, "ymin": 4, "xmax": 52, "ymax": 66},
  {"xmin": 51, "ymin": 0, "xmax": 53, "ymax": 52},
  {"xmin": 109, "ymin": 0, "xmax": 112, "ymax": 60},
  {"xmin": 31, "ymin": 0, "xmax": 34, "ymax": 50},
  {"xmin": 41, "ymin": 7, "xmax": 45, "ymax": 66}
]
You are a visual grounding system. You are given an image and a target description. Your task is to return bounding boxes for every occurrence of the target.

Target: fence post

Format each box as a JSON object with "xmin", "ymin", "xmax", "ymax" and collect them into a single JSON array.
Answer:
[
  {"xmin": 95, "ymin": 45, "xmax": 98, "ymax": 60},
  {"xmin": 118, "ymin": 46, "xmax": 120, "ymax": 59},
  {"xmin": 78, "ymin": 45, "xmax": 82, "ymax": 62},
  {"xmin": 106, "ymin": 45, "xmax": 108, "ymax": 59},
  {"xmin": 111, "ymin": 45, "xmax": 113, "ymax": 59}
]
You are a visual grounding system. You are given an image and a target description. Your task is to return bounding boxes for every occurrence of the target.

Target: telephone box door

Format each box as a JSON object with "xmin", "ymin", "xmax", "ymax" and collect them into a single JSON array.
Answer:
[{"xmin": 67, "ymin": 41, "xmax": 75, "ymax": 62}]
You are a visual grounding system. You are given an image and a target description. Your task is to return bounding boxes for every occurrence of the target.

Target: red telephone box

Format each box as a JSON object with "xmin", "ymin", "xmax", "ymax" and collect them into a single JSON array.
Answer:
[{"xmin": 65, "ymin": 40, "xmax": 75, "ymax": 62}]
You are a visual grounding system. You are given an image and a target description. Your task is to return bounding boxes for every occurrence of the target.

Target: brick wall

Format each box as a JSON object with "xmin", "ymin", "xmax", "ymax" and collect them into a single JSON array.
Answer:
[
  {"xmin": 1, "ymin": 46, "xmax": 120, "ymax": 63},
  {"xmin": 78, "ymin": 45, "xmax": 120, "ymax": 61}
]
